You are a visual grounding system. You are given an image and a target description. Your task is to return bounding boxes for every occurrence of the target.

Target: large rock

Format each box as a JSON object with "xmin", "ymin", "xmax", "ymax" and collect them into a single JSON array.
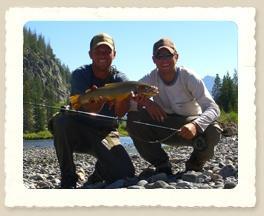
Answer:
[{"xmin": 219, "ymin": 164, "xmax": 237, "ymax": 178}]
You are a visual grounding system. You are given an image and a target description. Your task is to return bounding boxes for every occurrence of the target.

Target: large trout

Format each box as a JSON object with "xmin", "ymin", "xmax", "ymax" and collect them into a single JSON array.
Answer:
[{"xmin": 70, "ymin": 81, "xmax": 159, "ymax": 110}]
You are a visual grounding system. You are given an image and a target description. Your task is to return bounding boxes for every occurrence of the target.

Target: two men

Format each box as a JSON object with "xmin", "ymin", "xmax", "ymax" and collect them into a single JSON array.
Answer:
[{"xmin": 51, "ymin": 34, "xmax": 222, "ymax": 188}]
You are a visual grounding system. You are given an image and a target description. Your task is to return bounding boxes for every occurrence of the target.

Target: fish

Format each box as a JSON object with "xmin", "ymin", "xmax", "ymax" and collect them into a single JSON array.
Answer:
[{"xmin": 69, "ymin": 81, "xmax": 159, "ymax": 110}]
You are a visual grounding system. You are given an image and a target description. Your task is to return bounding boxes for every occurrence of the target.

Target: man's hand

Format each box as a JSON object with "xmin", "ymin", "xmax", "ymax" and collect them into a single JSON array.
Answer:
[
  {"xmin": 179, "ymin": 122, "xmax": 198, "ymax": 140},
  {"xmin": 133, "ymin": 94, "xmax": 167, "ymax": 122}
]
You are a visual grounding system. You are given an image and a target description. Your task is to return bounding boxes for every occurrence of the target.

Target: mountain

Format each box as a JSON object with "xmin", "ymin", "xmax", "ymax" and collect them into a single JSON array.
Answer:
[
  {"xmin": 202, "ymin": 75, "xmax": 215, "ymax": 93},
  {"xmin": 23, "ymin": 27, "xmax": 71, "ymax": 132}
]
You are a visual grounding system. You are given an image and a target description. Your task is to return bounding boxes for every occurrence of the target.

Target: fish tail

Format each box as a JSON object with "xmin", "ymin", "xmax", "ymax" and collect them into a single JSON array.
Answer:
[{"xmin": 69, "ymin": 95, "xmax": 81, "ymax": 110}]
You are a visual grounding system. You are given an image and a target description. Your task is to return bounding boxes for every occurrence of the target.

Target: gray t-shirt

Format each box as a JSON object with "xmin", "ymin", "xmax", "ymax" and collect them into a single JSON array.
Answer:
[{"xmin": 131, "ymin": 66, "xmax": 220, "ymax": 131}]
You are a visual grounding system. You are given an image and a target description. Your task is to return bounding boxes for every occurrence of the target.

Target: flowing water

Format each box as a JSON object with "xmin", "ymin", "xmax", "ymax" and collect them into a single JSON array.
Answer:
[{"xmin": 23, "ymin": 136, "xmax": 138, "ymax": 155}]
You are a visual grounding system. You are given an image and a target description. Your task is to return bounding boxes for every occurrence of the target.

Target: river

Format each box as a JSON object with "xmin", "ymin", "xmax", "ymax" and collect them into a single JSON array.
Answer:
[{"xmin": 23, "ymin": 136, "xmax": 138, "ymax": 155}]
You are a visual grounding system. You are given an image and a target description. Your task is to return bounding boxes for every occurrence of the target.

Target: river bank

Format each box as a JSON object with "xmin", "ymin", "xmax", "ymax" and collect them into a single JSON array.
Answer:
[
  {"xmin": 23, "ymin": 135, "xmax": 238, "ymax": 189},
  {"xmin": 23, "ymin": 127, "xmax": 128, "ymax": 140}
]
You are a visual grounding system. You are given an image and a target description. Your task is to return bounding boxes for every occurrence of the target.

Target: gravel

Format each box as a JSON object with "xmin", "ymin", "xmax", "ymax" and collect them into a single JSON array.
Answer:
[{"xmin": 23, "ymin": 135, "xmax": 238, "ymax": 189}]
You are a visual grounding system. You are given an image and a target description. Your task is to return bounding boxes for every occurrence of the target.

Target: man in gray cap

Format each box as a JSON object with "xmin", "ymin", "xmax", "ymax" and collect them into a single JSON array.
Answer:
[
  {"xmin": 127, "ymin": 38, "xmax": 222, "ymax": 175},
  {"xmin": 50, "ymin": 33, "xmax": 135, "ymax": 188}
]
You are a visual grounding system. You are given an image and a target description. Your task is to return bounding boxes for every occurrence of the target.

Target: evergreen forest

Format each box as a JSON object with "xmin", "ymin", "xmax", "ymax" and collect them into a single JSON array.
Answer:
[
  {"xmin": 23, "ymin": 27, "xmax": 71, "ymax": 133},
  {"xmin": 211, "ymin": 70, "xmax": 238, "ymax": 113}
]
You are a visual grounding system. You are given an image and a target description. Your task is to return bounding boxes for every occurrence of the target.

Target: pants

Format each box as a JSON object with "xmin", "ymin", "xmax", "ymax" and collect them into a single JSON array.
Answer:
[
  {"xmin": 127, "ymin": 109, "xmax": 222, "ymax": 167},
  {"xmin": 49, "ymin": 112, "xmax": 135, "ymax": 184}
]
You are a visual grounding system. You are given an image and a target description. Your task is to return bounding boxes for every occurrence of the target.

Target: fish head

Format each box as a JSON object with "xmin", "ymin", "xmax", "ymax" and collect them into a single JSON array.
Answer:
[{"xmin": 137, "ymin": 83, "xmax": 159, "ymax": 97}]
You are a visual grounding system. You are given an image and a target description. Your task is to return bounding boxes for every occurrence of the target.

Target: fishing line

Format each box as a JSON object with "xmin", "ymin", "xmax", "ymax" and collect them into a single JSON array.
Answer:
[{"xmin": 24, "ymin": 102, "xmax": 207, "ymax": 150}]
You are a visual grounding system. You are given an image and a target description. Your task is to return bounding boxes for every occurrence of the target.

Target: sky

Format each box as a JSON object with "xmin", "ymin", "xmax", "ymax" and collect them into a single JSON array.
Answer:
[{"xmin": 24, "ymin": 21, "xmax": 237, "ymax": 81}]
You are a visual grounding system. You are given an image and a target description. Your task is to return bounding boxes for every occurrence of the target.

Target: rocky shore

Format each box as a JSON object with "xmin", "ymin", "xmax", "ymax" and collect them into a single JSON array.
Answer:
[{"xmin": 23, "ymin": 135, "xmax": 238, "ymax": 189}]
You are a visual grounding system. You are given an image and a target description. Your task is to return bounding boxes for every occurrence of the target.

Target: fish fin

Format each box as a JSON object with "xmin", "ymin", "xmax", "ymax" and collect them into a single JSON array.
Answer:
[{"xmin": 69, "ymin": 95, "xmax": 81, "ymax": 110}]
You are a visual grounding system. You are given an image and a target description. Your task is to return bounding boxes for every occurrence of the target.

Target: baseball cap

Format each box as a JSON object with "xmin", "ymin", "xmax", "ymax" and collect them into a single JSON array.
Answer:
[
  {"xmin": 153, "ymin": 38, "xmax": 177, "ymax": 56},
  {"xmin": 90, "ymin": 33, "xmax": 115, "ymax": 51}
]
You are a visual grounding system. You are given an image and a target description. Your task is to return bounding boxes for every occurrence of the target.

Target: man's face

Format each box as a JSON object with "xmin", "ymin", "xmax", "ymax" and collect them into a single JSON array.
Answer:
[
  {"xmin": 153, "ymin": 48, "xmax": 178, "ymax": 75},
  {"xmin": 89, "ymin": 44, "xmax": 116, "ymax": 71}
]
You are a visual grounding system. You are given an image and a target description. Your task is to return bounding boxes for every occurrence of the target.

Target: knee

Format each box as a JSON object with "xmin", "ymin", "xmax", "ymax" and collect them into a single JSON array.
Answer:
[
  {"xmin": 52, "ymin": 113, "xmax": 73, "ymax": 134},
  {"xmin": 127, "ymin": 110, "xmax": 150, "ymax": 134},
  {"xmin": 204, "ymin": 124, "xmax": 222, "ymax": 145}
]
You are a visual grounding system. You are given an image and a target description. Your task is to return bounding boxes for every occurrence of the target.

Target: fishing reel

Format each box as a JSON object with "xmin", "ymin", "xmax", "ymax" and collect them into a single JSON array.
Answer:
[{"xmin": 192, "ymin": 135, "xmax": 207, "ymax": 151}]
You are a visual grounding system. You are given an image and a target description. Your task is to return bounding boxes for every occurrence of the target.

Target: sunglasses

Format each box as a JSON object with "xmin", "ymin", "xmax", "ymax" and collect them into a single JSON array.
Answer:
[{"xmin": 155, "ymin": 53, "xmax": 174, "ymax": 60}]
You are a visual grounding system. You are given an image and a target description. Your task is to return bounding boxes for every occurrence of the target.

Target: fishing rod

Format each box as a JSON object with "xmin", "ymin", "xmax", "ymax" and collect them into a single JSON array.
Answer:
[
  {"xmin": 23, "ymin": 102, "xmax": 181, "ymax": 132},
  {"xmin": 24, "ymin": 102, "xmax": 207, "ymax": 150}
]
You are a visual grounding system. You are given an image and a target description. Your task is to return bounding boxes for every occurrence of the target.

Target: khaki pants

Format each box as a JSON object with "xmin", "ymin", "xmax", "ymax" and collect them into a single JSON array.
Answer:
[{"xmin": 127, "ymin": 109, "xmax": 222, "ymax": 167}]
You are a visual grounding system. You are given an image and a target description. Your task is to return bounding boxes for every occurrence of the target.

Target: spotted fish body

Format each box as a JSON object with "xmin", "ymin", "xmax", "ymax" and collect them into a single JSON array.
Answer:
[{"xmin": 70, "ymin": 81, "xmax": 159, "ymax": 110}]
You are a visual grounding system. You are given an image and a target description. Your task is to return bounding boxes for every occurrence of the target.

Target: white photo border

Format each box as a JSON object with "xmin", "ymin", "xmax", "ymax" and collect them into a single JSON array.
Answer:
[{"xmin": 5, "ymin": 7, "xmax": 256, "ymax": 207}]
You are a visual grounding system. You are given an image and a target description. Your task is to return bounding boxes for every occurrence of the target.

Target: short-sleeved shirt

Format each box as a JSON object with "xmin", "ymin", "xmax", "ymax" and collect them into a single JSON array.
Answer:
[{"xmin": 70, "ymin": 64, "xmax": 128, "ymax": 128}]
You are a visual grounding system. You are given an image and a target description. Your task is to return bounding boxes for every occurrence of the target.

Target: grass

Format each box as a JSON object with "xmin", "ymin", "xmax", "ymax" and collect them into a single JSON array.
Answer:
[
  {"xmin": 118, "ymin": 121, "xmax": 128, "ymax": 136},
  {"xmin": 23, "ymin": 130, "xmax": 53, "ymax": 140},
  {"xmin": 218, "ymin": 110, "xmax": 238, "ymax": 124},
  {"xmin": 24, "ymin": 123, "xmax": 128, "ymax": 140}
]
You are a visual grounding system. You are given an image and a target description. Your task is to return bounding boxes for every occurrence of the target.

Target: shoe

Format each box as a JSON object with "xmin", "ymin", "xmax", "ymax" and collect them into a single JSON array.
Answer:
[
  {"xmin": 86, "ymin": 170, "xmax": 103, "ymax": 184},
  {"xmin": 60, "ymin": 174, "xmax": 78, "ymax": 189},
  {"xmin": 155, "ymin": 162, "xmax": 173, "ymax": 175},
  {"xmin": 138, "ymin": 167, "xmax": 156, "ymax": 180},
  {"xmin": 60, "ymin": 179, "xmax": 77, "ymax": 189},
  {"xmin": 185, "ymin": 155, "xmax": 206, "ymax": 172},
  {"xmin": 61, "ymin": 184, "xmax": 76, "ymax": 189}
]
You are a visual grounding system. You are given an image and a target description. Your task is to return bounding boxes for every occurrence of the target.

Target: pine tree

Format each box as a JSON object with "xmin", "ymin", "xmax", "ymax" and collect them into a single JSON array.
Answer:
[
  {"xmin": 219, "ymin": 72, "xmax": 235, "ymax": 112},
  {"xmin": 23, "ymin": 73, "xmax": 35, "ymax": 132},
  {"xmin": 212, "ymin": 74, "xmax": 222, "ymax": 105},
  {"xmin": 232, "ymin": 69, "xmax": 238, "ymax": 112}
]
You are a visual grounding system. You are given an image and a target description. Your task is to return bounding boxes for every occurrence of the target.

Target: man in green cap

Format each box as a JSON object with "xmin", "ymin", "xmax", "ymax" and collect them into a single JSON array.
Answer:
[
  {"xmin": 50, "ymin": 33, "xmax": 135, "ymax": 188},
  {"xmin": 127, "ymin": 37, "xmax": 222, "ymax": 175}
]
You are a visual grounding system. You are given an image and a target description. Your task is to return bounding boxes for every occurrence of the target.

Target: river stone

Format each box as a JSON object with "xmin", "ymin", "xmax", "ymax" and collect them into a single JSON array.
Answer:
[
  {"xmin": 144, "ymin": 183, "xmax": 156, "ymax": 189},
  {"xmin": 219, "ymin": 164, "xmax": 237, "ymax": 178},
  {"xmin": 211, "ymin": 174, "xmax": 223, "ymax": 181},
  {"xmin": 213, "ymin": 183, "xmax": 224, "ymax": 189},
  {"xmin": 76, "ymin": 167, "xmax": 86, "ymax": 181},
  {"xmin": 182, "ymin": 171, "xmax": 203, "ymax": 183},
  {"xmin": 30, "ymin": 174, "xmax": 46, "ymax": 181},
  {"xmin": 224, "ymin": 181, "xmax": 237, "ymax": 189},
  {"xmin": 165, "ymin": 185, "xmax": 176, "ymax": 189},
  {"xmin": 176, "ymin": 181, "xmax": 192, "ymax": 189},
  {"xmin": 137, "ymin": 180, "xmax": 148, "ymax": 187},
  {"xmin": 36, "ymin": 181, "xmax": 52, "ymax": 189},
  {"xmin": 127, "ymin": 185, "xmax": 145, "ymax": 189},
  {"xmin": 198, "ymin": 184, "xmax": 212, "ymax": 189},
  {"xmin": 51, "ymin": 178, "xmax": 61, "ymax": 185},
  {"xmin": 153, "ymin": 180, "xmax": 169, "ymax": 188},
  {"xmin": 147, "ymin": 173, "xmax": 168, "ymax": 183},
  {"xmin": 169, "ymin": 182, "xmax": 177, "ymax": 187},
  {"xmin": 144, "ymin": 181, "xmax": 169, "ymax": 189}
]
